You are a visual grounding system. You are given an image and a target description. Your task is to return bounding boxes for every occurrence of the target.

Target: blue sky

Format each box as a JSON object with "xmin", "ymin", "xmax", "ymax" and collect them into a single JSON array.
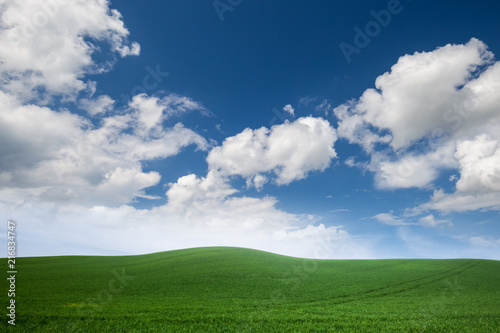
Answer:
[{"xmin": 1, "ymin": 0, "xmax": 499, "ymax": 259}]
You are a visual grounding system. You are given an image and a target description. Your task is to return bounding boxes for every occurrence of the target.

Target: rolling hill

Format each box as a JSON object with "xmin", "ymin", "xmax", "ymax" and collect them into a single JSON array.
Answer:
[{"xmin": 3, "ymin": 247, "xmax": 500, "ymax": 332}]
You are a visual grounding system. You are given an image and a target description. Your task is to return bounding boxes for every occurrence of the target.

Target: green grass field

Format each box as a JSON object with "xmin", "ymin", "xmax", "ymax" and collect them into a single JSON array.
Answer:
[{"xmin": 2, "ymin": 247, "xmax": 500, "ymax": 332}]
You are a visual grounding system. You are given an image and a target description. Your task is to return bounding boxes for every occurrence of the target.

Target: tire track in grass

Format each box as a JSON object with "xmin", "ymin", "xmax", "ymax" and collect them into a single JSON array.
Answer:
[
  {"xmin": 305, "ymin": 260, "xmax": 481, "ymax": 306},
  {"xmin": 353, "ymin": 260, "xmax": 478, "ymax": 296},
  {"xmin": 332, "ymin": 260, "xmax": 480, "ymax": 305},
  {"xmin": 348, "ymin": 260, "xmax": 479, "ymax": 302}
]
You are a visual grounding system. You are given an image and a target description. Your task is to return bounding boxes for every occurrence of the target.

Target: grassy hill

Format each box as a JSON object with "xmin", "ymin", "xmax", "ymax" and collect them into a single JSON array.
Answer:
[{"xmin": 3, "ymin": 247, "xmax": 500, "ymax": 332}]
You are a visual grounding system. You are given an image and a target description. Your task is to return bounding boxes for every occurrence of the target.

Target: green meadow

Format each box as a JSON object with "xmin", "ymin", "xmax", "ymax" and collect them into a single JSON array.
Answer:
[{"xmin": 2, "ymin": 247, "xmax": 500, "ymax": 332}]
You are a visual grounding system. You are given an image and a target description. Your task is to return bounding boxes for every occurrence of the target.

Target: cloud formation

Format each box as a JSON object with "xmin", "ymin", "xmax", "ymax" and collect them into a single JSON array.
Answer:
[
  {"xmin": 151, "ymin": 118, "xmax": 359, "ymax": 258},
  {"xmin": 0, "ymin": 0, "xmax": 363, "ymax": 259},
  {"xmin": 207, "ymin": 117, "xmax": 337, "ymax": 188},
  {"xmin": 79, "ymin": 95, "xmax": 115, "ymax": 116},
  {"xmin": 373, "ymin": 212, "xmax": 451, "ymax": 228},
  {"xmin": 334, "ymin": 38, "xmax": 500, "ymax": 212},
  {"xmin": 283, "ymin": 104, "xmax": 295, "ymax": 117},
  {"xmin": 0, "ymin": 92, "xmax": 209, "ymax": 207},
  {"xmin": 0, "ymin": 0, "xmax": 140, "ymax": 102}
]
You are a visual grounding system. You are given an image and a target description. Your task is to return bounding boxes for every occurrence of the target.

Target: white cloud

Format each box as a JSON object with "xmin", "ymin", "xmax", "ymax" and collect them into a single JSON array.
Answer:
[
  {"xmin": 207, "ymin": 117, "xmax": 337, "ymax": 187},
  {"xmin": 0, "ymin": 90, "xmax": 86, "ymax": 171},
  {"xmin": 334, "ymin": 38, "xmax": 500, "ymax": 212},
  {"xmin": 246, "ymin": 174, "xmax": 268, "ymax": 191},
  {"xmin": 373, "ymin": 212, "xmax": 451, "ymax": 228},
  {"xmin": 129, "ymin": 94, "xmax": 166, "ymax": 136},
  {"xmin": 334, "ymin": 102, "xmax": 392, "ymax": 153},
  {"xmin": 163, "ymin": 170, "xmax": 304, "ymax": 233},
  {"xmin": 373, "ymin": 212, "xmax": 412, "ymax": 226},
  {"xmin": 469, "ymin": 236, "xmax": 500, "ymax": 248},
  {"xmin": 418, "ymin": 189, "xmax": 500, "ymax": 213},
  {"xmin": 161, "ymin": 93, "xmax": 210, "ymax": 115},
  {"xmin": 337, "ymin": 38, "xmax": 492, "ymax": 150},
  {"xmin": 454, "ymin": 134, "xmax": 500, "ymax": 193},
  {"xmin": 79, "ymin": 95, "xmax": 114, "ymax": 116},
  {"xmin": 164, "ymin": 171, "xmax": 237, "ymax": 216},
  {"xmin": 95, "ymin": 166, "xmax": 161, "ymax": 205},
  {"xmin": 417, "ymin": 132, "xmax": 500, "ymax": 213},
  {"xmin": 370, "ymin": 141, "xmax": 458, "ymax": 189},
  {"xmin": 418, "ymin": 214, "xmax": 452, "ymax": 228},
  {"xmin": 0, "ymin": 92, "xmax": 208, "ymax": 207},
  {"xmin": 283, "ymin": 104, "xmax": 295, "ymax": 117},
  {"xmin": 0, "ymin": 0, "xmax": 139, "ymax": 101},
  {"xmin": 128, "ymin": 93, "xmax": 208, "ymax": 137}
]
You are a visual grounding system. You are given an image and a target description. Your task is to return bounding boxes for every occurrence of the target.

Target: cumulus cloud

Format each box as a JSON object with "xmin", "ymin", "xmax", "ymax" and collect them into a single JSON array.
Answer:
[
  {"xmin": 128, "ymin": 93, "xmax": 209, "ymax": 136},
  {"xmin": 334, "ymin": 38, "xmax": 500, "ymax": 212},
  {"xmin": 0, "ymin": 0, "xmax": 140, "ymax": 101},
  {"xmin": 164, "ymin": 171, "xmax": 237, "ymax": 216},
  {"xmin": 417, "ymin": 132, "xmax": 500, "ymax": 213},
  {"xmin": 336, "ymin": 38, "xmax": 493, "ymax": 150},
  {"xmin": 0, "ymin": 92, "xmax": 208, "ymax": 207},
  {"xmin": 207, "ymin": 117, "xmax": 337, "ymax": 187},
  {"xmin": 95, "ymin": 166, "xmax": 161, "ymax": 204},
  {"xmin": 334, "ymin": 102, "xmax": 392, "ymax": 153},
  {"xmin": 79, "ymin": 95, "xmax": 114, "ymax": 116},
  {"xmin": 246, "ymin": 174, "xmax": 268, "ymax": 191},
  {"xmin": 454, "ymin": 134, "xmax": 500, "ymax": 193},
  {"xmin": 283, "ymin": 104, "xmax": 295, "ymax": 117},
  {"xmin": 370, "ymin": 142, "xmax": 458, "ymax": 189}
]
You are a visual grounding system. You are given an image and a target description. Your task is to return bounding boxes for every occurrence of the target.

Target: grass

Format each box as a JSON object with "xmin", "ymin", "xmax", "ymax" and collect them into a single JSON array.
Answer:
[{"xmin": 2, "ymin": 247, "xmax": 500, "ymax": 332}]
